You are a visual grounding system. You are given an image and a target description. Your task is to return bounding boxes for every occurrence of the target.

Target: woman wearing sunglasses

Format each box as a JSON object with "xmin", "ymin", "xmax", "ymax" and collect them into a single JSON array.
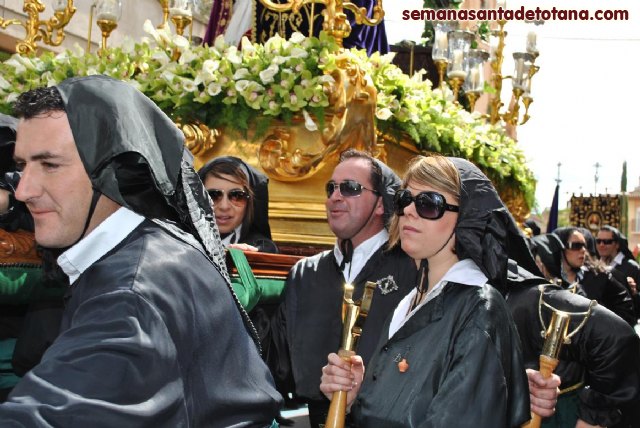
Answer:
[
  {"xmin": 198, "ymin": 156, "xmax": 277, "ymax": 253},
  {"xmin": 553, "ymin": 227, "xmax": 635, "ymax": 327},
  {"xmin": 320, "ymin": 155, "xmax": 537, "ymax": 427}
]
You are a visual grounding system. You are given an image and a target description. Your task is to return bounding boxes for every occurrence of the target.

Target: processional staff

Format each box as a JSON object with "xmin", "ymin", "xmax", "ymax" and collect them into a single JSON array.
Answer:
[
  {"xmin": 324, "ymin": 281, "xmax": 376, "ymax": 428},
  {"xmin": 522, "ymin": 285, "xmax": 595, "ymax": 428}
]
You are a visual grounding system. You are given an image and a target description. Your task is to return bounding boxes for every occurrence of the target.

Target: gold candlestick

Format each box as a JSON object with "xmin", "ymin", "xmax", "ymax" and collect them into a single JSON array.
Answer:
[
  {"xmin": 466, "ymin": 91, "xmax": 480, "ymax": 112},
  {"xmin": 448, "ymin": 75, "xmax": 465, "ymax": 104},
  {"xmin": 97, "ymin": 19, "xmax": 117, "ymax": 56},
  {"xmin": 434, "ymin": 59, "xmax": 448, "ymax": 90},
  {"xmin": 170, "ymin": 13, "xmax": 192, "ymax": 36},
  {"xmin": 158, "ymin": 0, "xmax": 170, "ymax": 29}
]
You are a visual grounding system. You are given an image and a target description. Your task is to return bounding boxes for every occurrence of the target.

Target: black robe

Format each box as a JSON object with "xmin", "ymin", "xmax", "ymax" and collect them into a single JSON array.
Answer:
[
  {"xmin": 506, "ymin": 266, "xmax": 640, "ymax": 427},
  {"xmin": 0, "ymin": 220, "xmax": 282, "ymax": 427},
  {"xmin": 266, "ymin": 244, "xmax": 416, "ymax": 425},
  {"xmin": 352, "ymin": 282, "xmax": 530, "ymax": 428},
  {"xmin": 609, "ymin": 256, "xmax": 640, "ymax": 319}
]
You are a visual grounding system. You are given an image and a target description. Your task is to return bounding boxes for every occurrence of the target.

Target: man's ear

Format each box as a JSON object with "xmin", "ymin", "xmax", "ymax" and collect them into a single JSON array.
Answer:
[{"xmin": 375, "ymin": 196, "xmax": 384, "ymax": 217}]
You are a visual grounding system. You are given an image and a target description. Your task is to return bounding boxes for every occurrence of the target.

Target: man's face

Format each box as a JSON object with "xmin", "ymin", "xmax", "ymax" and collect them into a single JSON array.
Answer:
[
  {"xmin": 325, "ymin": 158, "xmax": 383, "ymax": 246},
  {"xmin": 596, "ymin": 230, "xmax": 619, "ymax": 258},
  {"xmin": 14, "ymin": 112, "xmax": 93, "ymax": 248}
]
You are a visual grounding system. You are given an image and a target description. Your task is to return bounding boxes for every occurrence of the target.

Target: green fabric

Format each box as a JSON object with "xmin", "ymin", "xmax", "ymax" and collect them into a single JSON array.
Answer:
[
  {"xmin": 541, "ymin": 387, "xmax": 581, "ymax": 428},
  {"xmin": 228, "ymin": 249, "xmax": 286, "ymax": 312},
  {"xmin": 0, "ymin": 266, "xmax": 42, "ymax": 305},
  {"xmin": 0, "ymin": 338, "xmax": 20, "ymax": 389}
]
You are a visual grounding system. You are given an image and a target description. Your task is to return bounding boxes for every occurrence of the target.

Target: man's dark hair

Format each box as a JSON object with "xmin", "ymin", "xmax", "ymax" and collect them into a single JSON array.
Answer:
[
  {"xmin": 13, "ymin": 86, "xmax": 66, "ymax": 119},
  {"xmin": 339, "ymin": 149, "xmax": 382, "ymax": 194}
]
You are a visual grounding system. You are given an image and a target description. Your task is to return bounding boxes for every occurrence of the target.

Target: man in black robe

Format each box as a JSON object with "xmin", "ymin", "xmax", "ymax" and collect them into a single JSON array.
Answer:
[
  {"xmin": 596, "ymin": 225, "xmax": 640, "ymax": 320},
  {"xmin": 266, "ymin": 149, "xmax": 417, "ymax": 427},
  {"xmin": 0, "ymin": 76, "xmax": 282, "ymax": 427}
]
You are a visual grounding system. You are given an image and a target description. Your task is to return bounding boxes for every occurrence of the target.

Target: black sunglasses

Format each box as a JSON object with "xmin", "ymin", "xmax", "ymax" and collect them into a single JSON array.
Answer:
[
  {"xmin": 325, "ymin": 180, "xmax": 379, "ymax": 198},
  {"xmin": 595, "ymin": 239, "xmax": 615, "ymax": 245},
  {"xmin": 394, "ymin": 189, "xmax": 459, "ymax": 220},
  {"xmin": 566, "ymin": 242, "xmax": 587, "ymax": 251},
  {"xmin": 207, "ymin": 189, "xmax": 250, "ymax": 205}
]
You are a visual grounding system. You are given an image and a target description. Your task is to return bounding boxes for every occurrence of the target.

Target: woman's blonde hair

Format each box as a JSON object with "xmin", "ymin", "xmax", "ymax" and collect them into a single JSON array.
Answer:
[{"xmin": 388, "ymin": 155, "xmax": 461, "ymax": 248}]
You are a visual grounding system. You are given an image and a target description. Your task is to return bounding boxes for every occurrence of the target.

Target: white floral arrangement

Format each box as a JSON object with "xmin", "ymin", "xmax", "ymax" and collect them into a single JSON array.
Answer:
[{"xmin": 0, "ymin": 20, "xmax": 535, "ymax": 206}]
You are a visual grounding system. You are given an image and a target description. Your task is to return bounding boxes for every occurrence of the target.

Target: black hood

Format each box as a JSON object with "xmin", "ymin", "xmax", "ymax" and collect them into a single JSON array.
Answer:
[
  {"xmin": 373, "ymin": 159, "xmax": 401, "ymax": 228},
  {"xmin": 0, "ymin": 113, "xmax": 18, "ymax": 175},
  {"xmin": 55, "ymin": 75, "xmax": 228, "ymax": 280},
  {"xmin": 449, "ymin": 157, "xmax": 539, "ymax": 293},
  {"xmin": 530, "ymin": 233, "xmax": 564, "ymax": 279},
  {"xmin": 198, "ymin": 156, "xmax": 272, "ymax": 240}
]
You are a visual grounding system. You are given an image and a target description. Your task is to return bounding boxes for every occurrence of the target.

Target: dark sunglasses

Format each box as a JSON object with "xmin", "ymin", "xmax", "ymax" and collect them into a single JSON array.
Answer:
[
  {"xmin": 595, "ymin": 239, "xmax": 615, "ymax": 245},
  {"xmin": 325, "ymin": 180, "xmax": 379, "ymax": 198},
  {"xmin": 207, "ymin": 189, "xmax": 250, "ymax": 205},
  {"xmin": 566, "ymin": 242, "xmax": 587, "ymax": 251},
  {"xmin": 394, "ymin": 189, "xmax": 459, "ymax": 220}
]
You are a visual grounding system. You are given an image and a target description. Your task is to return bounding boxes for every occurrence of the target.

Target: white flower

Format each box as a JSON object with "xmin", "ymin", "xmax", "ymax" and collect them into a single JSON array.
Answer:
[
  {"xmin": 259, "ymin": 64, "xmax": 279, "ymax": 84},
  {"xmin": 179, "ymin": 77, "xmax": 197, "ymax": 92},
  {"xmin": 235, "ymin": 80, "xmax": 250, "ymax": 92},
  {"xmin": 151, "ymin": 50, "xmax": 171, "ymax": 65},
  {"xmin": 213, "ymin": 35, "xmax": 227, "ymax": 52},
  {"xmin": 233, "ymin": 68, "xmax": 251, "ymax": 79},
  {"xmin": 6, "ymin": 93, "xmax": 18, "ymax": 104},
  {"xmin": 317, "ymin": 75, "xmax": 335, "ymax": 84},
  {"xmin": 0, "ymin": 75, "xmax": 10, "ymax": 90},
  {"xmin": 376, "ymin": 107, "xmax": 393, "ymax": 120},
  {"xmin": 290, "ymin": 32, "xmax": 305, "ymax": 44},
  {"xmin": 203, "ymin": 59, "xmax": 220, "ymax": 74},
  {"xmin": 179, "ymin": 50, "xmax": 199, "ymax": 65},
  {"xmin": 207, "ymin": 82, "xmax": 222, "ymax": 96},
  {"xmin": 290, "ymin": 47, "xmax": 308, "ymax": 59},
  {"xmin": 161, "ymin": 70, "xmax": 176, "ymax": 83},
  {"xmin": 173, "ymin": 35, "xmax": 190, "ymax": 50},
  {"xmin": 226, "ymin": 46, "xmax": 242, "ymax": 65},
  {"xmin": 4, "ymin": 57, "xmax": 26, "ymax": 74},
  {"xmin": 241, "ymin": 37, "xmax": 256, "ymax": 55},
  {"xmin": 302, "ymin": 109, "xmax": 318, "ymax": 131}
]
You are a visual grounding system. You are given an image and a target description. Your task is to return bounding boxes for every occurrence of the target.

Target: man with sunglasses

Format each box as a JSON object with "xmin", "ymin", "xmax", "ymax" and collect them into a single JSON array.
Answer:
[
  {"xmin": 597, "ymin": 225, "xmax": 640, "ymax": 322},
  {"xmin": 267, "ymin": 150, "xmax": 417, "ymax": 427}
]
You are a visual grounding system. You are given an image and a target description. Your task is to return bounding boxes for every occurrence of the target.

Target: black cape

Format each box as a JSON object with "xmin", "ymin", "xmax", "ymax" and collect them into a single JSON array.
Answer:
[
  {"xmin": 267, "ymin": 245, "xmax": 416, "ymax": 425},
  {"xmin": 506, "ymin": 262, "xmax": 640, "ymax": 427},
  {"xmin": 1, "ymin": 220, "xmax": 282, "ymax": 426}
]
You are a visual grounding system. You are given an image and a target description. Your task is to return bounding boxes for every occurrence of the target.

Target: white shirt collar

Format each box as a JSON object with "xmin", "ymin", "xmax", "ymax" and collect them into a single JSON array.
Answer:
[
  {"xmin": 611, "ymin": 252, "xmax": 625, "ymax": 267},
  {"xmin": 57, "ymin": 207, "xmax": 145, "ymax": 284},
  {"xmin": 389, "ymin": 258, "xmax": 487, "ymax": 339},
  {"xmin": 333, "ymin": 229, "xmax": 389, "ymax": 283},
  {"xmin": 221, "ymin": 224, "xmax": 242, "ymax": 246}
]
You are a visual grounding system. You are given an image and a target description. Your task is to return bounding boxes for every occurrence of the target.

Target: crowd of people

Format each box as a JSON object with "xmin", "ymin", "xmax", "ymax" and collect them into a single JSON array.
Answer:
[{"xmin": 0, "ymin": 76, "xmax": 638, "ymax": 427}]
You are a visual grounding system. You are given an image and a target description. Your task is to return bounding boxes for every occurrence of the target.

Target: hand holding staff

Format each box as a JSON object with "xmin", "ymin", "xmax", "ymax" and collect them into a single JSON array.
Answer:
[{"xmin": 324, "ymin": 281, "xmax": 376, "ymax": 428}]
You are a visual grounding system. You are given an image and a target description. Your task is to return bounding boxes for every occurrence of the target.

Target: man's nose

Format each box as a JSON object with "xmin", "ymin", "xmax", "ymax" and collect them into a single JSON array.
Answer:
[{"xmin": 14, "ymin": 166, "xmax": 39, "ymax": 203}]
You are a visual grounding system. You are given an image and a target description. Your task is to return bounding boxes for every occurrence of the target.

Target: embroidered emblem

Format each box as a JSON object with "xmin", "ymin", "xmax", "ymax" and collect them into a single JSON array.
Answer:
[{"xmin": 377, "ymin": 275, "xmax": 398, "ymax": 295}]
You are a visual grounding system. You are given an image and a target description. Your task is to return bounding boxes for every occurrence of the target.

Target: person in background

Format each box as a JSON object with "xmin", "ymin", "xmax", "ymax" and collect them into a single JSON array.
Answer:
[
  {"xmin": 320, "ymin": 155, "xmax": 551, "ymax": 427},
  {"xmin": 521, "ymin": 234, "xmax": 640, "ymax": 428},
  {"xmin": 198, "ymin": 156, "xmax": 278, "ymax": 253},
  {"xmin": 596, "ymin": 225, "xmax": 640, "ymax": 320},
  {"xmin": 553, "ymin": 227, "xmax": 636, "ymax": 326},
  {"xmin": 0, "ymin": 76, "xmax": 281, "ymax": 426}
]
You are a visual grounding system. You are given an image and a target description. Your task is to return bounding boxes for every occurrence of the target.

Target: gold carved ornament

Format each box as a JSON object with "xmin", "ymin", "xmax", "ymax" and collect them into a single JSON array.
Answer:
[{"xmin": 0, "ymin": 0, "xmax": 76, "ymax": 55}]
